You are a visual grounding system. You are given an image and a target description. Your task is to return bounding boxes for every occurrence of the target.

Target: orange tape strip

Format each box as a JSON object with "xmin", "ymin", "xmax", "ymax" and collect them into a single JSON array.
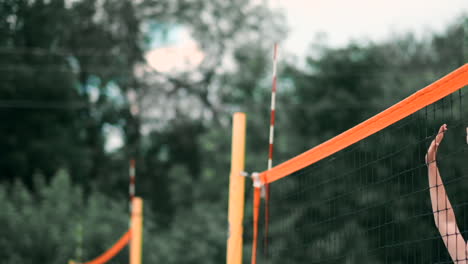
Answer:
[
  {"xmin": 81, "ymin": 229, "xmax": 131, "ymax": 264},
  {"xmin": 251, "ymin": 187, "xmax": 261, "ymax": 264},
  {"xmin": 262, "ymin": 64, "xmax": 468, "ymax": 184}
]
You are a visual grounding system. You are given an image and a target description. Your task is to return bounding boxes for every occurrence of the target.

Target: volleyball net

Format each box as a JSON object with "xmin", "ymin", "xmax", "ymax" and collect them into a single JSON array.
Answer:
[
  {"xmin": 244, "ymin": 64, "xmax": 468, "ymax": 263},
  {"xmin": 69, "ymin": 159, "xmax": 143, "ymax": 264}
]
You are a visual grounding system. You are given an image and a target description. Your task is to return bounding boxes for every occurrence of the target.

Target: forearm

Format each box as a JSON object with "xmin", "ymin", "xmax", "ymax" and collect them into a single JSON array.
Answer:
[
  {"xmin": 428, "ymin": 163, "xmax": 456, "ymax": 227},
  {"xmin": 426, "ymin": 125, "xmax": 466, "ymax": 262},
  {"xmin": 428, "ymin": 163, "xmax": 466, "ymax": 263}
]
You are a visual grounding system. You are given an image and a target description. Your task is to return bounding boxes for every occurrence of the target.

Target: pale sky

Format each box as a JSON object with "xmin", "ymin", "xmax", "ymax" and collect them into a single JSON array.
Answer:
[
  {"xmin": 272, "ymin": 0, "xmax": 468, "ymax": 55},
  {"xmin": 147, "ymin": 0, "xmax": 467, "ymax": 72}
]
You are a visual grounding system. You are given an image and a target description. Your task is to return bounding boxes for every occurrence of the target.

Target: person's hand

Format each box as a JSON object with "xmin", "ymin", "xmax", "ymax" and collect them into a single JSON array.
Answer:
[
  {"xmin": 426, "ymin": 124, "xmax": 448, "ymax": 164},
  {"xmin": 435, "ymin": 124, "xmax": 448, "ymax": 145}
]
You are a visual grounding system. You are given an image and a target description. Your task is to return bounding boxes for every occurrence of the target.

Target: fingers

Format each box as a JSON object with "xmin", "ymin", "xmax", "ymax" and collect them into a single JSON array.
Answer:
[
  {"xmin": 435, "ymin": 124, "xmax": 448, "ymax": 144},
  {"xmin": 439, "ymin": 124, "xmax": 448, "ymax": 133},
  {"xmin": 428, "ymin": 124, "xmax": 448, "ymax": 165}
]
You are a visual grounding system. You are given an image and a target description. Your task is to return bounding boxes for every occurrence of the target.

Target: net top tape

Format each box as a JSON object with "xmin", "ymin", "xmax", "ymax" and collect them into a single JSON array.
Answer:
[
  {"xmin": 260, "ymin": 64, "xmax": 468, "ymax": 184},
  {"xmin": 79, "ymin": 229, "xmax": 131, "ymax": 264}
]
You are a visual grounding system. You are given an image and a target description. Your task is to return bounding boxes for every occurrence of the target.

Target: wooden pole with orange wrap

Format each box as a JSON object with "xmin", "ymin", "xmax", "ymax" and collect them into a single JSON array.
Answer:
[
  {"xmin": 130, "ymin": 197, "xmax": 143, "ymax": 264},
  {"xmin": 226, "ymin": 112, "xmax": 247, "ymax": 264}
]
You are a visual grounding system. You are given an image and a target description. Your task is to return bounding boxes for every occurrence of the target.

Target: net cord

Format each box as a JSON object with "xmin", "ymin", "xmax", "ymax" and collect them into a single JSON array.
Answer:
[
  {"xmin": 72, "ymin": 229, "xmax": 131, "ymax": 264},
  {"xmin": 260, "ymin": 64, "xmax": 468, "ymax": 184}
]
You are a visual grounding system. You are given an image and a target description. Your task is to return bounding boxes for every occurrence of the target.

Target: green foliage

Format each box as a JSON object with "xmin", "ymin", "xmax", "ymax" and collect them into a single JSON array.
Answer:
[
  {"xmin": 0, "ymin": 170, "xmax": 128, "ymax": 264},
  {"xmin": 0, "ymin": 0, "xmax": 466, "ymax": 263},
  {"xmin": 0, "ymin": 0, "xmax": 285, "ymax": 262},
  {"xmin": 0, "ymin": 0, "xmax": 144, "ymax": 187}
]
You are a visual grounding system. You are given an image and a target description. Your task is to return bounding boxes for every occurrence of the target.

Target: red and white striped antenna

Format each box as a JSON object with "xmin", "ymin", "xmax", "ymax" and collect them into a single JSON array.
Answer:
[
  {"xmin": 264, "ymin": 42, "xmax": 279, "ymax": 257},
  {"xmin": 267, "ymin": 43, "xmax": 279, "ymax": 170},
  {"xmin": 129, "ymin": 159, "xmax": 136, "ymax": 215},
  {"xmin": 251, "ymin": 43, "xmax": 280, "ymax": 264}
]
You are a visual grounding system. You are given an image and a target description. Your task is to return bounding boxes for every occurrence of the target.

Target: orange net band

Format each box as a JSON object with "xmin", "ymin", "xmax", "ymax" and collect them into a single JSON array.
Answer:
[{"xmin": 261, "ymin": 64, "xmax": 468, "ymax": 184}]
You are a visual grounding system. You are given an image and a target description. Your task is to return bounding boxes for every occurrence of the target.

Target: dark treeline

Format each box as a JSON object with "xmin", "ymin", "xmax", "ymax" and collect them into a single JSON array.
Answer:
[{"xmin": 0, "ymin": 0, "xmax": 467, "ymax": 263}]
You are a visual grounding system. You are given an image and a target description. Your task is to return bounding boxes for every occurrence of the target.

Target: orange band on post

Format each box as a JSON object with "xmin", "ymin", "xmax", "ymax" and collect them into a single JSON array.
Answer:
[
  {"xmin": 261, "ymin": 64, "xmax": 468, "ymax": 184},
  {"xmin": 251, "ymin": 187, "xmax": 261, "ymax": 264},
  {"xmin": 81, "ymin": 229, "xmax": 131, "ymax": 264}
]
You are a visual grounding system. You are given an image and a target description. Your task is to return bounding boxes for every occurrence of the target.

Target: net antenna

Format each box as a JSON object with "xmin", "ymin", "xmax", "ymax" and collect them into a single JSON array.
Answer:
[
  {"xmin": 129, "ymin": 159, "xmax": 136, "ymax": 219},
  {"xmin": 129, "ymin": 158, "xmax": 136, "ymax": 262},
  {"xmin": 263, "ymin": 42, "xmax": 279, "ymax": 258},
  {"xmin": 251, "ymin": 43, "xmax": 280, "ymax": 264}
]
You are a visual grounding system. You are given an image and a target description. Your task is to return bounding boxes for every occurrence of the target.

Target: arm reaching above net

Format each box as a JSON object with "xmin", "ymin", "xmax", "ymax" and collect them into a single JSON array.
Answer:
[{"xmin": 426, "ymin": 124, "xmax": 467, "ymax": 263}]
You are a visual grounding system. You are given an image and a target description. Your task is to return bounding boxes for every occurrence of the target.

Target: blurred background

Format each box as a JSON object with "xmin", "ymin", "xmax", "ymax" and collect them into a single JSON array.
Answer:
[{"xmin": 0, "ymin": 0, "xmax": 466, "ymax": 263}]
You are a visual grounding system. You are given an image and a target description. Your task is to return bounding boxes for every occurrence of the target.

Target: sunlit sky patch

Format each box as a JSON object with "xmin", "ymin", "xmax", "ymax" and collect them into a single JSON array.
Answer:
[
  {"xmin": 145, "ymin": 0, "xmax": 467, "ymax": 72},
  {"xmin": 145, "ymin": 28, "xmax": 204, "ymax": 73},
  {"xmin": 272, "ymin": 0, "xmax": 467, "ymax": 55}
]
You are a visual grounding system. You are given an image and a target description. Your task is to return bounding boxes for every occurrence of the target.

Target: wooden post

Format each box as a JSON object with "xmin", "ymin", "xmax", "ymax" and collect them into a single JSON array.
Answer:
[
  {"xmin": 130, "ymin": 197, "xmax": 143, "ymax": 264},
  {"xmin": 226, "ymin": 112, "xmax": 247, "ymax": 264}
]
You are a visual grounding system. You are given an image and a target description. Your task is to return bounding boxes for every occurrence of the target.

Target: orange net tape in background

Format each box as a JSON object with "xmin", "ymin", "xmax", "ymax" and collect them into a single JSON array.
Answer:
[{"xmin": 70, "ymin": 229, "xmax": 131, "ymax": 264}]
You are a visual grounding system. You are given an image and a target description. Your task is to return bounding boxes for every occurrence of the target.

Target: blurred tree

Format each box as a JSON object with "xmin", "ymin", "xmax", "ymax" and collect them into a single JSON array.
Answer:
[
  {"xmin": 0, "ymin": 1, "xmax": 286, "ymax": 263},
  {"xmin": 128, "ymin": 0, "xmax": 286, "ymax": 232},
  {"xmin": 0, "ymin": 0, "xmax": 144, "ymax": 189},
  {"xmin": 0, "ymin": 170, "xmax": 130, "ymax": 264},
  {"xmin": 0, "ymin": 0, "xmax": 465, "ymax": 263}
]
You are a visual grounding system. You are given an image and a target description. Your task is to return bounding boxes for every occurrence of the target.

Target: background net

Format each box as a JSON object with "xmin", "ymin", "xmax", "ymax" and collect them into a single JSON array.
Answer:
[{"xmin": 247, "ymin": 87, "xmax": 468, "ymax": 263}]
